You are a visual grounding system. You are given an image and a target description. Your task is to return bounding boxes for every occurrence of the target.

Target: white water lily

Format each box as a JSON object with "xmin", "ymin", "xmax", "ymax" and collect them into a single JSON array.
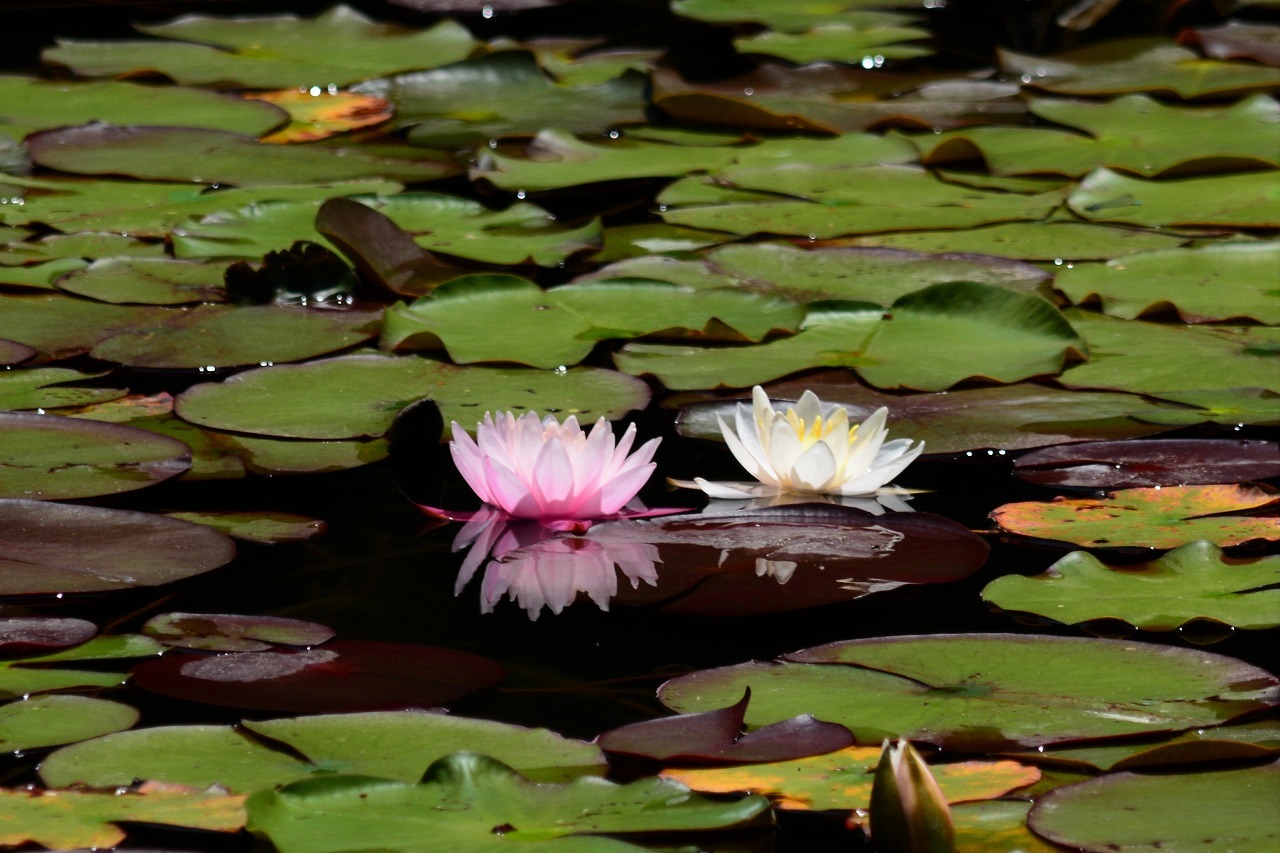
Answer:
[{"xmin": 671, "ymin": 386, "xmax": 924, "ymax": 500}]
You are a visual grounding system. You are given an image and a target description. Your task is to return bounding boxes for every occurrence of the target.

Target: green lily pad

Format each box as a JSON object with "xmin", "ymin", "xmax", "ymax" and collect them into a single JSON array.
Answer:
[
  {"xmin": 1054, "ymin": 241, "xmax": 1280, "ymax": 324},
  {"xmin": 984, "ymin": 540, "xmax": 1280, "ymax": 632},
  {"xmin": 0, "ymin": 256, "xmax": 88, "ymax": 290},
  {"xmin": 659, "ymin": 165, "xmax": 1065, "ymax": 238},
  {"xmin": 1135, "ymin": 387, "xmax": 1280, "ymax": 427},
  {"xmin": 615, "ymin": 302, "xmax": 883, "ymax": 390},
  {"xmin": 838, "ymin": 220, "xmax": 1188, "ymax": 260},
  {"xmin": 143, "ymin": 611, "xmax": 334, "ymax": 651},
  {"xmin": 1000, "ymin": 37, "xmax": 1280, "ymax": 99},
  {"xmin": 513, "ymin": 38, "xmax": 665, "ymax": 87},
  {"xmin": 0, "ymin": 783, "xmax": 245, "ymax": 850},
  {"xmin": 166, "ymin": 511, "xmax": 327, "ymax": 545},
  {"xmin": 734, "ymin": 20, "xmax": 932, "ymax": 65},
  {"xmin": 354, "ymin": 51, "xmax": 648, "ymax": 147},
  {"xmin": 675, "ymin": 372, "xmax": 1196, "ymax": 453},
  {"xmin": 27, "ymin": 126, "xmax": 455, "ymax": 187},
  {"xmin": 856, "ymin": 282, "xmax": 1086, "ymax": 391},
  {"xmin": 910, "ymin": 94, "xmax": 1280, "ymax": 177},
  {"xmin": 990, "ymin": 483, "xmax": 1280, "ymax": 549},
  {"xmin": 246, "ymin": 752, "xmax": 769, "ymax": 852},
  {"xmin": 0, "ymin": 499, "xmax": 236, "ymax": 597},
  {"xmin": 1057, "ymin": 310, "xmax": 1280, "ymax": 396},
  {"xmin": 0, "ymin": 412, "xmax": 191, "ymax": 500},
  {"xmin": 173, "ymin": 192, "xmax": 601, "ymax": 268},
  {"xmin": 952, "ymin": 800, "xmax": 1059, "ymax": 853},
  {"xmin": 597, "ymin": 222, "xmax": 729, "ymax": 261},
  {"xmin": 1067, "ymin": 167, "xmax": 1280, "ymax": 229},
  {"xmin": 662, "ymin": 745, "xmax": 1038, "ymax": 811},
  {"xmin": 2, "ymin": 176, "xmax": 401, "ymax": 237},
  {"xmin": 672, "ymin": 0, "xmax": 924, "ymax": 30},
  {"xmin": 1028, "ymin": 762, "xmax": 1280, "ymax": 852},
  {"xmin": 0, "ymin": 634, "xmax": 164, "ymax": 698},
  {"xmin": 43, "ymin": 6, "xmax": 477, "ymax": 89},
  {"xmin": 57, "ymin": 257, "xmax": 229, "ymax": 304},
  {"xmin": 175, "ymin": 353, "xmax": 650, "ymax": 439},
  {"xmin": 658, "ymin": 633, "xmax": 1280, "ymax": 751},
  {"xmin": 214, "ymin": 432, "xmax": 390, "ymax": 475},
  {"xmin": 0, "ymin": 367, "xmax": 123, "ymax": 410},
  {"xmin": 0, "ymin": 694, "xmax": 138, "ymax": 751},
  {"xmin": 0, "ymin": 75, "xmax": 287, "ymax": 138},
  {"xmin": 0, "ymin": 232, "xmax": 167, "ymax": 265},
  {"xmin": 41, "ymin": 710, "xmax": 608, "ymax": 790},
  {"xmin": 1008, "ymin": 721, "xmax": 1280, "ymax": 773}
]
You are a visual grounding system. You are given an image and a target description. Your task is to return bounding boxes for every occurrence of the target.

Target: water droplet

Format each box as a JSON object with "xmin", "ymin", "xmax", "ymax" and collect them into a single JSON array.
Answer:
[
  {"xmin": 515, "ymin": 190, "xmax": 526, "ymax": 199},
  {"xmin": 608, "ymin": 129, "xmax": 620, "ymax": 139},
  {"xmin": 309, "ymin": 86, "xmax": 322, "ymax": 97},
  {"xmin": 482, "ymin": 5, "xmax": 494, "ymax": 17}
]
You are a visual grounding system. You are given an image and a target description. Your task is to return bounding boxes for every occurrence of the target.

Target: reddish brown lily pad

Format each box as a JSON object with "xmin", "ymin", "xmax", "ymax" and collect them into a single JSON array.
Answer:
[
  {"xmin": 0, "ymin": 616, "xmax": 97, "ymax": 655},
  {"xmin": 143, "ymin": 612, "xmax": 336, "ymax": 652},
  {"xmin": 129, "ymin": 640, "xmax": 504, "ymax": 713},
  {"xmin": 991, "ymin": 483, "xmax": 1280, "ymax": 549},
  {"xmin": 1013, "ymin": 438, "xmax": 1280, "ymax": 489}
]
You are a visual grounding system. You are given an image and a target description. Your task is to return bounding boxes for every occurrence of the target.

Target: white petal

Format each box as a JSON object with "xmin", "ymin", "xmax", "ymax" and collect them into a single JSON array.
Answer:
[
  {"xmin": 767, "ymin": 416, "xmax": 805, "ymax": 478},
  {"xmin": 788, "ymin": 441, "xmax": 839, "ymax": 492},
  {"xmin": 730, "ymin": 406, "xmax": 778, "ymax": 482},
  {"xmin": 721, "ymin": 415, "xmax": 777, "ymax": 484},
  {"xmin": 792, "ymin": 389, "xmax": 823, "ymax": 426},
  {"xmin": 689, "ymin": 477, "xmax": 780, "ymax": 499},
  {"xmin": 836, "ymin": 441, "xmax": 924, "ymax": 495}
]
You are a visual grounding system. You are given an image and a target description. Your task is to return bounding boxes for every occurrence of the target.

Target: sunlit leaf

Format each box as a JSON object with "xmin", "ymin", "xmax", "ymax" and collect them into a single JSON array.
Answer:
[
  {"xmin": 0, "ymin": 695, "xmax": 138, "ymax": 751},
  {"xmin": 0, "ymin": 634, "xmax": 163, "ymax": 698},
  {"xmin": 836, "ymin": 220, "xmax": 1188, "ymax": 260},
  {"xmin": 250, "ymin": 89, "xmax": 394, "ymax": 143},
  {"xmin": 990, "ymin": 484, "xmax": 1280, "ymax": 549},
  {"xmin": 57, "ymin": 257, "xmax": 229, "ymax": 305},
  {"xmin": 1067, "ymin": 167, "xmax": 1280, "ymax": 229}
]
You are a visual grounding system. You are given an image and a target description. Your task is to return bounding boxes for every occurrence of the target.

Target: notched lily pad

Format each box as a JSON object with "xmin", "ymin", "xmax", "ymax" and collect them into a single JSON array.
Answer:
[
  {"xmin": 166, "ymin": 511, "xmax": 328, "ymax": 544},
  {"xmin": 1013, "ymin": 438, "xmax": 1280, "ymax": 489},
  {"xmin": 130, "ymin": 639, "xmax": 505, "ymax": 713},
  {"xmin": 143, "ymin": 611, "xmax": 336, "ymax": 652}
]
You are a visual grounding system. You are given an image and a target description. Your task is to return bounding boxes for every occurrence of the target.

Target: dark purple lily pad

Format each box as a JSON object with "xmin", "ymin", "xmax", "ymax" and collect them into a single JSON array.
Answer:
[
  {"xmin": 316, "ymin": 197, "xmax": 462, "ymax": 298},
  {"xmin": 597, "ymin": 689, "xmax": 854, "ymax": 765},
  {"xmin": 1014, "ymin": 438, "xmax": 1280, "ymax": 489},
  {"xmin": 142, "ymin": 612, "xmax": 335, "ymax": 652},
  {"xmin": 0, "ymin": 499, "xmax": 236, "ymax": 596},
  {"xmin": 129, "ymin": 640, "xmax": 505, "ymax": 713},
  {"xmin": 580, "ymin": 506, "xmax": 988, "ymax": 616},
  {"xmin": 1179, "ymin": 21, "xmax": 1280, "ymax": 67},
  {"xmin": 0, "ymin": 617, "xmax": 97, "ymax": 655}
]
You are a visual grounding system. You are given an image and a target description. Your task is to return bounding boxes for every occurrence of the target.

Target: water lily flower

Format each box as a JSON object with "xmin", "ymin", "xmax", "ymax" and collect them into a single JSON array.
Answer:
[
  {"xmin": 450, "ymin": 411, "xmax": 660, "ymax": 521},
  {"xmin": 671, "ymin": 386, "xmax": 923, "ymax": 500},
  {"xmin": 867, "ymin": 739, "xmax": 954, "ymax": 853}
]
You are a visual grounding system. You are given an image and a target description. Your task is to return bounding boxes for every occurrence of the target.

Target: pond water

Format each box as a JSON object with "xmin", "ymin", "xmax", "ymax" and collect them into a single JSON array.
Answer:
[{"xmin": 1, "ymin": 1, "xmax": 1279, "ymax": 851}]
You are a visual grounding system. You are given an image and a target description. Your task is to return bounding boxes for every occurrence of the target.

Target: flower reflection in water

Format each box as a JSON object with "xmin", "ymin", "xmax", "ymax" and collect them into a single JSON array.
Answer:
[{"xmin": 697, "ymin": 491, "xmax": 916, "ymax": 517}]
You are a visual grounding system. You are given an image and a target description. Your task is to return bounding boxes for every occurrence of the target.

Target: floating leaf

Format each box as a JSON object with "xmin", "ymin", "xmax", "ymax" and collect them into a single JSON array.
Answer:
[
  {"xmin": 856, "ymin": 282, "xmax": 1086, "ymax": 391},
  {"xmin": 246, "ymin": 752, "xmax": 770, "ymax": 852},
  {"xmin": 1028, "ymin": 762, "xmax": 1280, "ymax": 852},
  {"xmin": 990, "ymin": 484, "xmax": 1280, "ymax": 549},
  {"xmin": 354, "ymin": 51, "xmax": 648, "ymax": 147},
  {"xmin": 1053, "ymin": 241, "xmax": 1280, "ymax": 324},
  {"xmin": 734, "ymin": 20, "xmax": 932, "ymax": 65},
  {"xmin": 142, "ymin": 611, "xmax": 335, "ymax": 652},
  {"xmin": 0, "ymin": 499, "xmax": 236, "ymax": 596},
  {"xmin": 166, "ymin": 511, "xmax": 327, "ymax": 545},
  {"xmin": 0, "ymin": 339, "xmax": 33, "ymax": 365},
  {"xmin": 0, "ymin": 366, "xmax": 124, "ymax": 410},
  {"xmin": 662, "ymin": 745, "xmax": 1038, "ymax": 811},
  {"xmin": 0, "ymin": 634, "xmax": 163, "ymax": 698},
  {"xmin": 1007, "ymin": 720, "xmax": 1280, "ymax": 773},
  {"xmin": 0, "ymin": 232, "xmax": 166, "ymax": 266},
  {"xmin": 837, "ymin": 220, "xmax": 1188, "ymax": 260},
  {"xmin": 175, "ymin": 353, "xmax": 650, "ymax": 440},
  {"xmin": 0, "ymin": 256, "xmax": 87, "ymax": 290},
  {"xmin": 130, "ymin": 640, "xmax": 505, "ymax": 713},
  {"xmin": 251, "ymin": 89, "xmax": 394, "ymax": 143},
  {"xmin": 1181, "ymin": 20, "xmax": 1280, "ymax": 66},
  {"xmin": 952, "ymin": 800, "xmax": 1059, "ymax": 853},
  {"xmin": 27, "ymin": 126, "xmax": 455, "ymax": 187},
  {"xmin": 42, "ymin": 710, "xmax": 606, "ymax": 790},
  {"xmin": 0, "ymin": 412, "xmax": 191, "ymax": 500},
  {"xmin": 57, "ymin": 257, "xmax": 229, "ymax": 305},
  {"xmin": 597, "ymin": 689, "xmax": 855, "ymax": 764},
  {"xmin": 0, "ymin": 694, "xmax": 138, "ymax": 751},
  {"xmin": 1013, "ymin": 438, "xmax": 1280, "ymax": 489},
  {"xmin": 43, "ymin": 6, "xmax": 477, "ymax": 89},
  {"xmin": 658, "ymin": 633, "xmax": 1280, "ymax": 751},
  {"xmin": 999, "ymin": 37, "xmax": 1280, "ymax": 98},
  {"xmin": 1067, "ymin": 167, "xmax": 1280, "ymax": 229},
  {"xmin": 0, "ymin": 616, "xmax": 96, "ymax": 654},
  {"xmin": 0, "ymin": 783, "xmax": 245, "ymax": 850},
  {"xmin": 672, "ymin": 0, "xmax": 925, "ymax": 31},
  {"xmin": 984, "ymin": 540, "xmax": 1280, "ymax": 632}
]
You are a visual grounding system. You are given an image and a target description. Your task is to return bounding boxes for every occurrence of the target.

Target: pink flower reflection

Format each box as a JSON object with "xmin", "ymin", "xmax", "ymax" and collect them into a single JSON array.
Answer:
[{"xmin": 441, "ymin": 504, "xmax": 662, "ymax": 620}]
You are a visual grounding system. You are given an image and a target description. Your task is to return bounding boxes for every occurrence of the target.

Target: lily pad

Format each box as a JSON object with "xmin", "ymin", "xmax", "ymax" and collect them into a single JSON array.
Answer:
[
  {"xmin": 838, "ymin": 220, "xmax": 1188, "ymax": 260},
  {"xmin": 0, "ymin": 412, "xmax": 191, "ymax": 500},
  {"xmin": 175, "ymin": 353, "xmax": 650, "ymax": 440},
  {"xmin": 1053, "ymin": 241, "xmax": 1280, "ymax": 324},
  {"xmin": 43, "ymin": 6, "xmax": 477, "ymax": 89},
  {"xmin": 658, "ymin": 633, "xmax": 1280, "ymax": 750},
  {"xmin": 130, "ymin": 640, "xmax": 505, "ymax": 713},
  {"xmin": 1057, "ymin": 311, "xmax": 1280, "ymax": 396},
  {"xmin": 0, "ymin": 498, "xmax": 236, "ymax": 595},
  {"xmin": 251, "ymin": 89, "xmax": 394, "ymax": 143},
  {"xmin": 41, "ymin": 709, "xmax": 607, "ymax": 790},
  {"xmin": 0, "ymin": 366, "xmax": 124, "ymax": 410},
  {"xmin": 27, "ymin": 126, "xmax": 455, "ymax": 187},
  {"xmin": 990, "ymin": 484, "xmax": 1280, "ymax": 549},
  {"xmin": 1067, "ymin": 167, "xmax": 1280, "ymax": 229},
  {"xmin": 1008, "ymin": 720, "xmax": 1280, "ymax": 773},
  {"xmin": 0, "ymin": 634, "xmax": 164, "ymax": 698},
  {"xmin": 166, "ymin": 511, "xmax": 328, "ymax": 545},
  {"xmin": 0, "ymin": 616, "xmax": 96, "ymax": 654},
  {"xmin": 597, "ymin": 689, "xmax": 855, "ymax": 765},
  {"xmin": 671, "ymin": 0, "xmax": 925, "ymax": 31},
  {"xmin": 57, "ymin": 257, "xmax": 229, "ymax": 304},
  {"xmin": 1181, "ymin": 20, "xmax": 1280, "ymax": 65},
  {"xmin": 1013, "ymin": 438, "xmax": 1280, "ymax": 489},
  {"xmin": 856, "ymin": 282, "xmax": 1086, "ymax": 391},
  {"xmin": 1028, "ymin": 762, "xmax": 1280, "ymax": 852},
  {"xmin": 983, "ymin": 540, "xmax": 1280, "ymax": 633},
  {"xmin": 734, "ymin": 20, "xmax": 932, "ymax": 65},
  {"xmin": 662, "ymin": 745, "xmax": 1039, "ymax": 811},
  {"xmin": 142, "ymin": 612, "xmax": 335, "ymax": 652},
  {"xmin": 0, "ymin": 694, "xmax": 138, "ymax": 751},
  {"xmin": 0, "ymin": 256, "xmax": 87, "ymax": 290},
  {"xmin": 0, "ymin": 232, "xmax": 166, "ymax": 265},
  {"xmin": 354, "ymin": 51, "xmax": 648, "ymax": 147},
  {"xmin": 246, "ymin": 752, "xmax": 770, "ymax": 852},
  {"xmin": 0, "ymin": 782, "xmax": 246, "ymax": 850},
  {"xmin": 0, "ymin": 339, "xmax": 33, "ymax": 365}
]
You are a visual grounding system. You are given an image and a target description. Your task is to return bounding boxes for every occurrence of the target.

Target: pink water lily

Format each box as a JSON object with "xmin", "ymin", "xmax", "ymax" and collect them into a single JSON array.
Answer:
[{"xmin": 450, "ymin": 411, "xmax": 660, "ymax": 520}]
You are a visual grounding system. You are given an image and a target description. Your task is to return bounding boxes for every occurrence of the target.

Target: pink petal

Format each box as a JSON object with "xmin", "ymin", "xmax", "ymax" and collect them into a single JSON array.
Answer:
[
  {"xmin": 530, "ymin": 437, "xmax": 576, "ymax": 516},
  {"xmin": 482, "ymin": 456, "xmax": 541, "ymax": 517}
]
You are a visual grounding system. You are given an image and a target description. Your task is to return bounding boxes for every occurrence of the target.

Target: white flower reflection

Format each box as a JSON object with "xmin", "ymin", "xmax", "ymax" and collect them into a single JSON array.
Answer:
[
  {"xmin": 444, "ymin": 504, "xmax": 660, "ymax": 620},
  {"xmin": 698, "ymin": 491, "xmax": 916, "ymax": 517}
]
